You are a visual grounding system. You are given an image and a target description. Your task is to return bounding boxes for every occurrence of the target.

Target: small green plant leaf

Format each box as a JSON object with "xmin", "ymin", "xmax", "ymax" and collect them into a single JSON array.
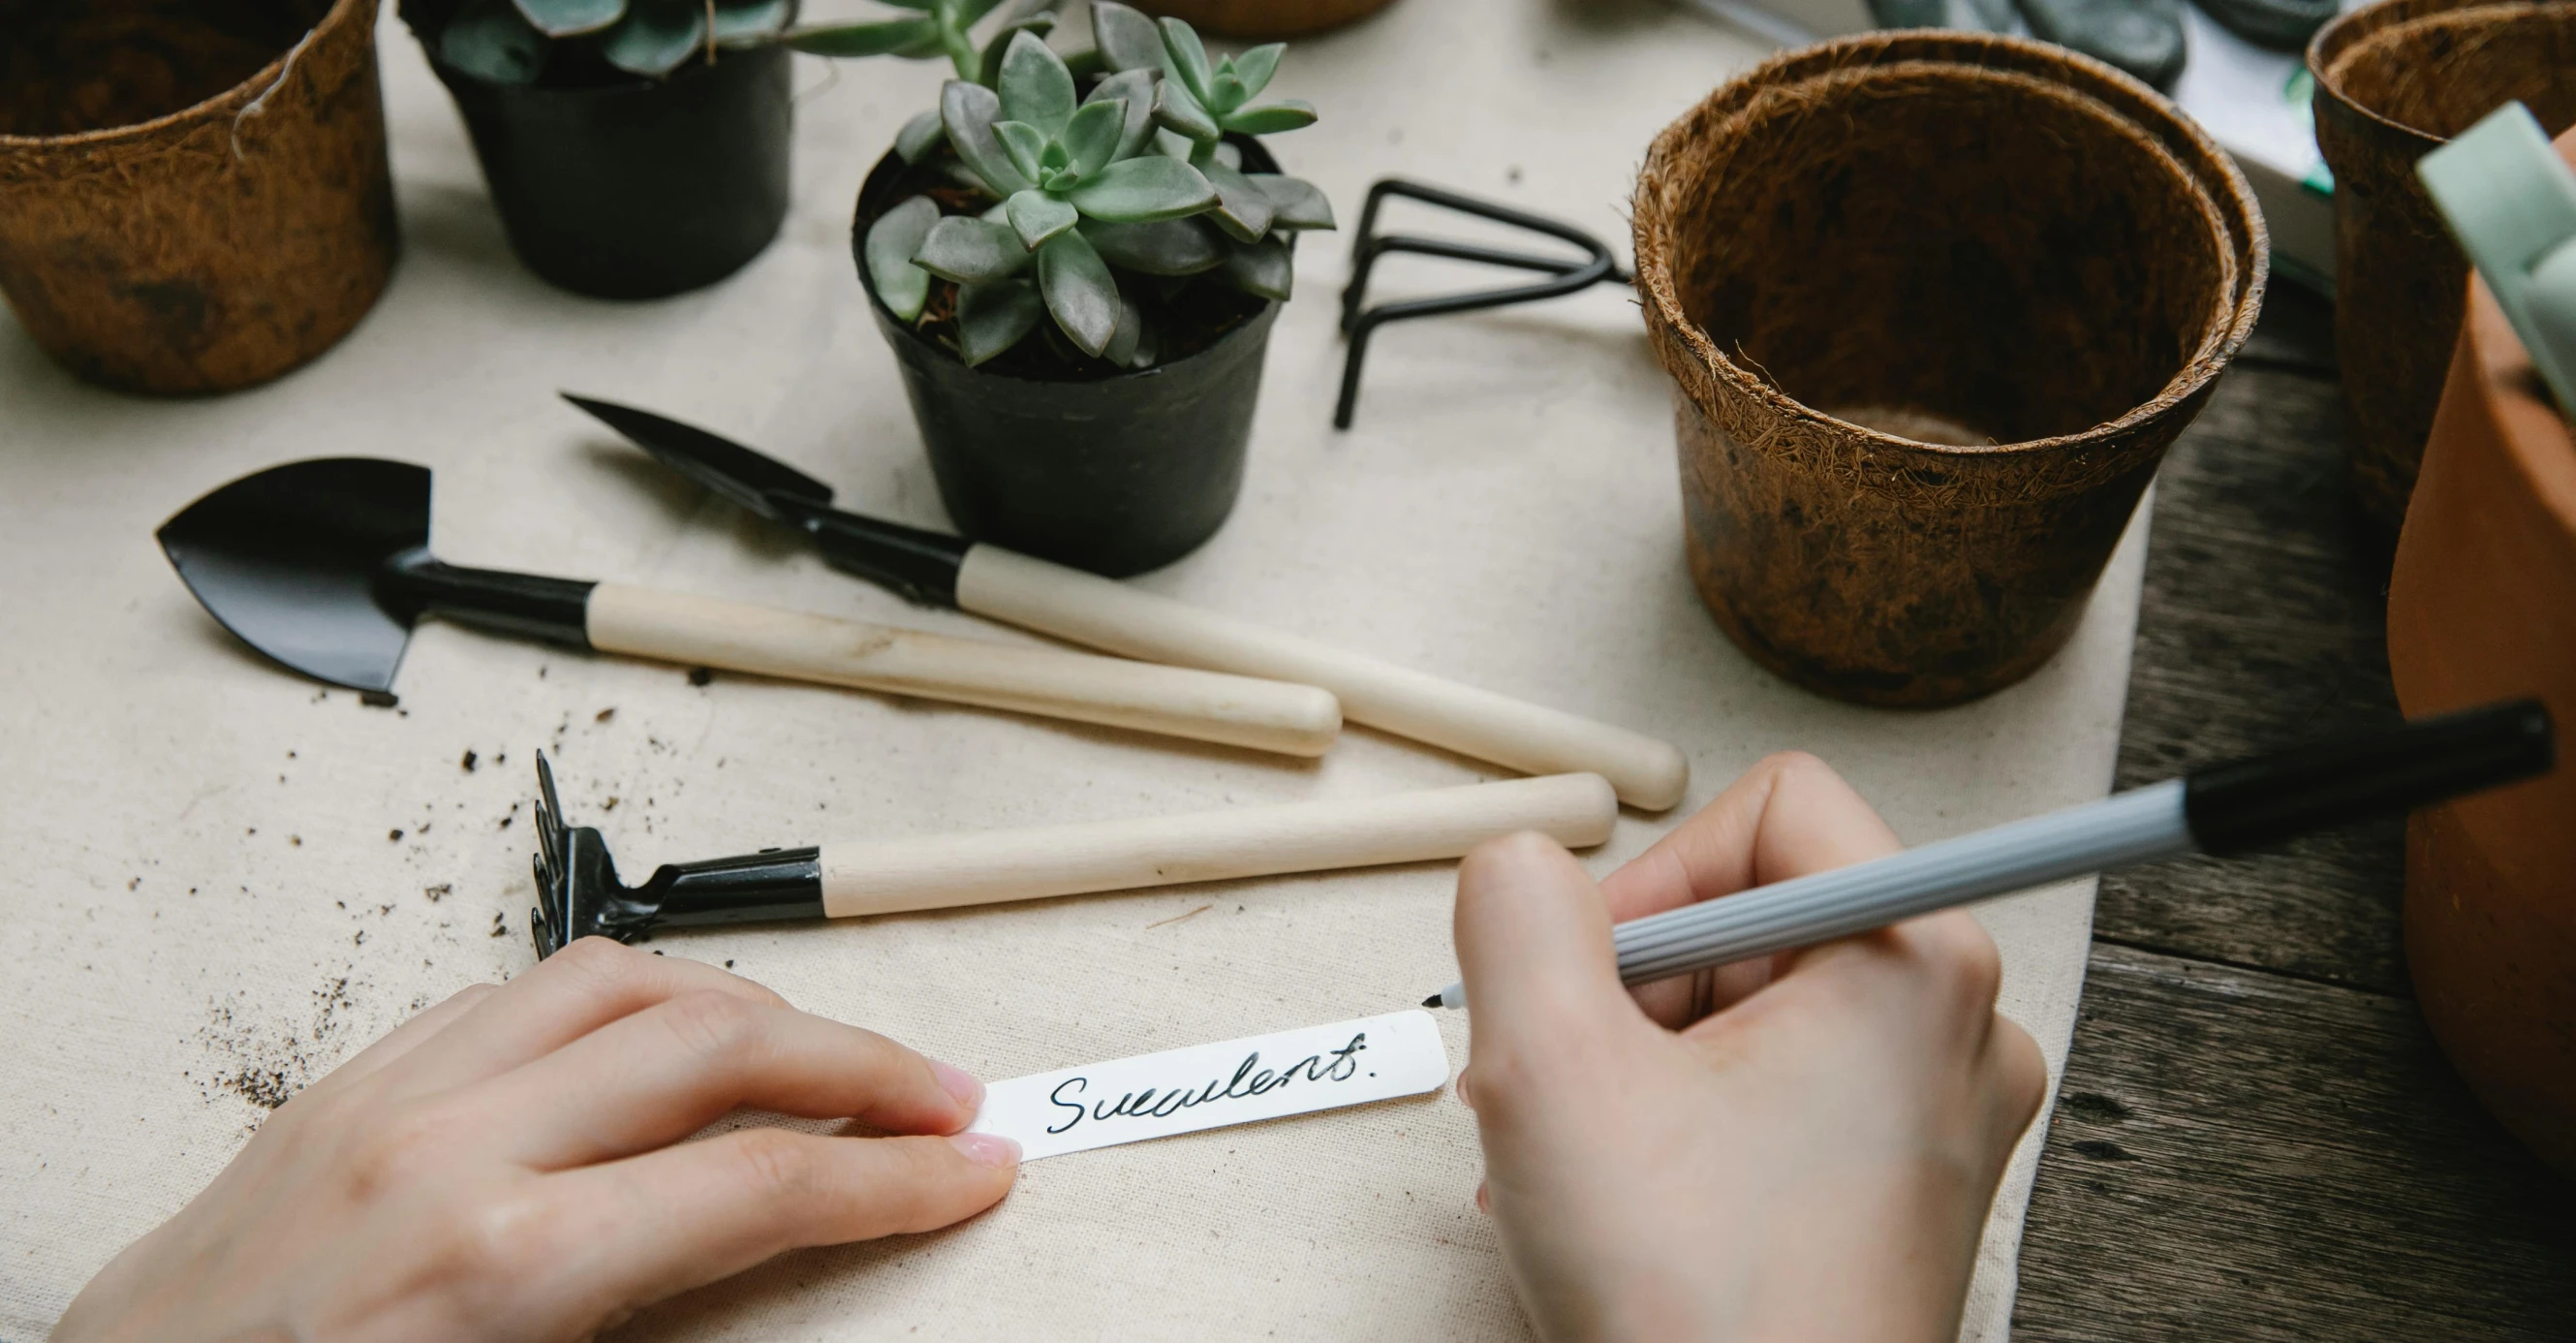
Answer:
[
  {"xmin": 786, "ymin": 16, "xmax": 938, "ymax": 55},
  {"xmin": 1079, "ymin": 217, "xmax": 1226, "ymax": 274},
  {"xmin": 1152, "ymin": 78, "xmax": 1219, "ymax": 145},
  {"xmin": 1038, "ymin": 229, "xmax": 1120, "ymax": 358},
  {"xmin": 1091, "ymin": 1, "xmax": 1164, "ymax": 72},
  {"xmin": 1153, "ymin": 128, "xmax": 1195, "ymax": 160},
  {"xmin": 1102, "ymin": 292, "xmax": 1144, "ymax": 366},
  {"xmin": 710, "ymin": 0, "xmax": 793, "ymax": 45},
  {"xmin": 1230, "ymin": 43, "xmax": 1284, "ymax": 99},
  {"xmin": 957, "ymin": 279, "xmax": 1044, "ymax": 365},
  {"xmin": 1214, "ymin": 140, "xmax": 1241, "ymax": 169},
  {"xmin": 895, "ymin": 108, "xmax": 947, "ymax": 163},
  {"xmin": 865, "ymin": 197, "xmax": 941, "ymax": 321},
  {"xmin": 598, "ymin": 0, "xmax": 705, "ymax": 77},
  {"xmin": 915, "ymin": 215, "xmax": 1034, "ymax": 283},
  {"xmin": 1199, "ymin": 160, "xmax": 1274, "ymax": 242},
  {"xmin": 1067, "ymin": 156, "xmax": 1217, "ymax": 223},
  {"xmin": 942, "ymin": 80, "xmax": 1035, "ymax": 196},
  {"xmin": 1219, "ymin": 235, "xmax": 1292, "ymax": 300},
  {"xmin": 975, "ymin": 12, "xmax": 1057, "ymax": 87},
  {"xmin": 1059, "ymin": 98, "xmax": 1126, "ymax": 180},
  {"xmin": 1007, "ymin": 189, "xmax": 1080, "ymax": 248},
  {"xmin": 997, "ymin": 30, "xmax": 1075, "ymax": 138},
  {"xmin": 1249, "ymin": 173, "xmax": 1334, "ymax": 230},
  {"xmin": 1156, "ymin": 16, "xmax": 1213, "ymax": 104},
  {"xmin": 441, "ymin": 0, "xmax": 549, "ymax": 82},
  {"xmin": 1219, "ymin": 100, "xmax": 1316, "ymax": 136},
  {"xmin": 1085, "ymin": 69, "xmax": 1159, "ymax": 160},
  {"xmin": 1207, "ymin": 71, "xmax": 1248, "ymax": 114},
  {"xmin": 958, "ymin": 0, "xmax": 1012, "ymax": 25},
  {"xmin": 511, "ymin": 0, "xmax": 622, "ymax": 38},
  {"xmin": 993, "ymin": 120, "xmax": 1048, "ymax": 183}
]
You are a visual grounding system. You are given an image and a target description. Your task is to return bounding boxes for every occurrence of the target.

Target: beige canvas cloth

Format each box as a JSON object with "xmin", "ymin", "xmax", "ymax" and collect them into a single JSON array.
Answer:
[{"xmin": 0, "ymin": 1, "xmax": 2140, "ymax": 1336}]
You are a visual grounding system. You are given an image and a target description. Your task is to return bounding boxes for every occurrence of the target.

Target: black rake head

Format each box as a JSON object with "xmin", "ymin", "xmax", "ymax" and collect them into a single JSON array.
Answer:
[{"xmin": 530, "ymin": 752, "xmax": 659, "ymax": 957}]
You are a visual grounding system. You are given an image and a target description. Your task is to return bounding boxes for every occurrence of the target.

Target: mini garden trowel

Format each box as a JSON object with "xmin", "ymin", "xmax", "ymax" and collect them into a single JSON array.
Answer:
[
  {"xmin": 564, "ymin": 393, "xmax": 1693, "ymax": 810},
  {"xmin": 154, "ymin": 457, "xmax": 1340, "ymax": 756}
]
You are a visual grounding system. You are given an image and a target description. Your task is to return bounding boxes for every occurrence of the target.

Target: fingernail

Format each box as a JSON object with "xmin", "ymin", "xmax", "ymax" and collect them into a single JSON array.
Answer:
[
  {"xmin": 948, "ymin": 1133, "xmax": 1020, "ymax": 1168},
  {"xmin": 930, "ymin": 1060, "xmax": 984, "ymax": 1110}
]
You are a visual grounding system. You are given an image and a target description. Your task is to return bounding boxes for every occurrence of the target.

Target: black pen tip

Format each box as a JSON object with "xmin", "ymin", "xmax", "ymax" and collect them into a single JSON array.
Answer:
[{"xmin": 1421, "ymin": 993, "xmax": 1443, "ymax": 1009}]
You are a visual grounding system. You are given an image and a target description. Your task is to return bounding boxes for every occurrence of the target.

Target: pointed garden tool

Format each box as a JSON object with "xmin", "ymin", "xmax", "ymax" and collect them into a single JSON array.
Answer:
[
  {"xmin": 564, "ymin": 395, "xmax": 1691, "ymax": 810},
  {"xmin": 526, "ymin": 752, "xmax": 1617, "ymax": 955},
  {"xmin": 155, "ymin": 458, "xmax": 1341, "ymax": 756}
]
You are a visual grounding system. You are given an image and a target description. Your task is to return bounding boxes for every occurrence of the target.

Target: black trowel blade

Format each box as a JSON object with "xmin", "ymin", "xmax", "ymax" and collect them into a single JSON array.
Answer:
[
  {"xmin": 562, "ymin": 394, "xmax": 836, "ymax": 521},
  {"xmin": 155, "ymin": 457, "xmax": 432, "ymax": 693}
]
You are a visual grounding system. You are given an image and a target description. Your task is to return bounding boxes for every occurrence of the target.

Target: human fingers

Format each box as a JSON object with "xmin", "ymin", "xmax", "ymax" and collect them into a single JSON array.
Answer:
[
  {"xmin": 473, "ymin": 990, "xmax": 982, "ymax": 1170},
  {"xmin": 386, "ymin": 938, "xmax": 791, "ymax": 1098},
  {"xmin": 520, "ymin": 1128, "xmax": 1017, "ymax": 1332},
  {"xmin": 301, "ymin": 983, "xmax": 498, "ymax": 1098},
  {"xmin": 1452, "ymin": 832, "xmax": 1641, "ymax": 1086}
]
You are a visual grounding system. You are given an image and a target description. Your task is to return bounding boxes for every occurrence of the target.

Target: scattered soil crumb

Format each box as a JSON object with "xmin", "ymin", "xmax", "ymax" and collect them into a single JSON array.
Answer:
[
  {"xmin": 424, "ymin": 884, "xmax": 451, "ymax": 903},
  {"xmin": 604, "ymin": 796, "xmax": 619, "ymax": 811},
  {"xmin": 724, "ymin": 960, "xmax": 734, "ymax": 969},
  {"xmin": 388, "ymin": 828, "xmax": 404, "ymax": 842},
  {"xmin": 289, "ymin": 835, "xmax": 302, "ymax": 847},
  {"xmin": 688, "ymin": 667, "xmax": 714, "ymax": 687},
  {"xmin": 490, "ymin": 913, "xmax": 508, "ymax": 938},
  {"xmin": 127, "ymin": 877, "xmax": 140, "ymax": 891},
  {"xmin": 595, "ymin": 707, "xmax": 616, "ymax": 724},
  {"xmin": 198, "ymin": 976, "xmax": 360, "ymax": 1122},
  {"xmin": 461, "ymin": 750, "xmax": 479, "ymax": 772}
]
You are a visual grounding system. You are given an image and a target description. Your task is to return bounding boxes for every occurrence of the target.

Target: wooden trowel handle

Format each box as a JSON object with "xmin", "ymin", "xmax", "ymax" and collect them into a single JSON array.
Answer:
[
  {"xmin": 953, "ymin": 547, "xmax": 1691, "ymax": 810},
  {"xmin": 815, "ymin": 772, "xmax": 1618, "ymax": 918},
  {"xmin": 582, "ymin": 583, "xmax": 1341, "ymax": 757}
]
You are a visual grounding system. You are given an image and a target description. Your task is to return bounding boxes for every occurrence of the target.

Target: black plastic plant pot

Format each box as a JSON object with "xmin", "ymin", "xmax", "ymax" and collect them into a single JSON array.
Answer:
[
  {"xmin": 429, "ymin": 44, "xmax": 791, "ymax": 300},
  {"xmin": 855, "ymin": 145, "xmax": 1284, "ymax": 578}
]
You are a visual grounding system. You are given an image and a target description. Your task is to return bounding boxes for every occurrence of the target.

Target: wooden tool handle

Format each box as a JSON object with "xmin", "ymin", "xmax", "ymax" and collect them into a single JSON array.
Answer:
[
  {"xmin": 583, "ymin": 583, "xmax": 1341, "ymax": 757},
  {"xmin": 953, "ymin": 547, "xmax": 1690, "ymax": 809},
  {"xmin": 818, "ymin": 772, "xmax": 1617, "ymax": 918}
]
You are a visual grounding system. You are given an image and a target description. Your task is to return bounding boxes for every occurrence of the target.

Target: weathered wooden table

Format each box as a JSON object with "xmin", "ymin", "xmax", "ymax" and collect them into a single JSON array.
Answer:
[{"xmin": 2011, "ymin": 286, "xmax": 2576, "ymax": 1340}]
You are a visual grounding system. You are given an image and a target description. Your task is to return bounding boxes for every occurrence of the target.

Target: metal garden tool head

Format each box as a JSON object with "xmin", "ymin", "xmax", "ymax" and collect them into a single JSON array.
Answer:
[{"xmin": 529, "ymin": 752, "xmax": 822, "ymax": 957}]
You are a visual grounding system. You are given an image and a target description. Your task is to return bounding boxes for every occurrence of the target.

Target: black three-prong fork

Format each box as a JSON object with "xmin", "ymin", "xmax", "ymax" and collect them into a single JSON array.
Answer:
[{"xmin": 1334, "ymin": 179, "xmax": 1632, "ymax": 430}]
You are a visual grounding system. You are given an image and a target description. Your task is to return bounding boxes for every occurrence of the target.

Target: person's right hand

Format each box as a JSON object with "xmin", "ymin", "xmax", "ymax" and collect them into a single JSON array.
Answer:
[
  {"xmin": 1452, "ymin": 752, "xmax": 2048, "ymax": 1343},
  {"xmin": 53, "ymin": 937, "xmax": 1018, "ymax": 1343}
]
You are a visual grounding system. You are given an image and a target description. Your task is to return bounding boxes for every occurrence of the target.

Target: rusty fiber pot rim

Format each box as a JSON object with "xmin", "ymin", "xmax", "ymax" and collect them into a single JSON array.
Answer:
[
  {"xmin": 1635, "ymin": 31, "xmax": 2266, "ymax": 461},
  {"xmin": 0, "ymin": 0, "xmax": 367, "ymax": 150},
  {"xmin": 2308, "ymin": 0, "xmax": 2576, "ymax": 152}
]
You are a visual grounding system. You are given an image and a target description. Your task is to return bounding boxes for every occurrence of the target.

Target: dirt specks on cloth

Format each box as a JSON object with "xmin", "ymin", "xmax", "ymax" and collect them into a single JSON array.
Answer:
[{"xmin": 196, "ymin": 975, "xmax": 361, "ymax": 1124}]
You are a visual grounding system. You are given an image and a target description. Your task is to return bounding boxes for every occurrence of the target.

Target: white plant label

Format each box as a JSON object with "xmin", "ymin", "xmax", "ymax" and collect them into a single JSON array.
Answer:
[{"xmin": 965, "ymin": 1010, "xmax": 1451, "ymax": 1161}]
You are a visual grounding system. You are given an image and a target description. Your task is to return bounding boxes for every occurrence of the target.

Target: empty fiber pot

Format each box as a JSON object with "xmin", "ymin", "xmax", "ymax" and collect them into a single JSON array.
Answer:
[
  {"xmin": 2310, "ymin": 0, "xmax": 2576, "ymax": 537},
  {"xmin": 0, "ymin": 0, "xmax": 398, "ymax": 393},
  {"xmin": 1634, "ymin": 33, "xmax": 2264, "ymax": 707}
]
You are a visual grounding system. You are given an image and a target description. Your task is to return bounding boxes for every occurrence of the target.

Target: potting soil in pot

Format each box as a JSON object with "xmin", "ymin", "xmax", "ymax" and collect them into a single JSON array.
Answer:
[{"xmin": 0, "ymin": 0, "xmax": 329, "ymax": 137}]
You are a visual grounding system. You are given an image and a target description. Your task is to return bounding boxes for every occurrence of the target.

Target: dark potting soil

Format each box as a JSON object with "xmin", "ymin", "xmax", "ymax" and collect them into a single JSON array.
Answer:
[
  {"xmin": 878, "ymin": 160, "xmax": 1268, "ymax": 382},
  {"xmin": 0, "ymin": 0, "xmax": 329, "ymax": 138}
]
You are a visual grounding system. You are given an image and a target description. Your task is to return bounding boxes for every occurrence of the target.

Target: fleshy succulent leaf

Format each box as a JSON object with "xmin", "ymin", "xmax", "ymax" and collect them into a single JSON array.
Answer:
[
  {"xmin": 942, "ymin": 80, "xmax": 1035, "ymax": 196},
  {"xmin": 1156, "ymin": 16, "xmax": 1214, "ymax": 104},
  {"xmin": 1091, "ymin": 1, "xmax": 1164, "ymax": 72},
  {"xmin": 1102, "ymin": 292, "xmax": 1144, "ymax": 366},
  {"xmin": 894, "ymin": 108, "xmax": 947, "ymax": 163},
  {"xmin": 1078, "ymin": 216, "xmax": 1226, "ymax": 274},
  {"xmin": 1007, "ymin": 189, "xmax": 1080, "ymax": 248},
  {"xmin": 1084, "ymin": 69, "xmax": 1159, "ymax": 160},
  {"xmin": 958, "ymin": 0, "xmax": 1011, "ymax": 24},
  {"xmin": 997, "ymin": 30, "xmax": 1076, "ymax": 138},
  {"xmin": 915, "ymin": 215, "xmax": 1035, "ymax": 284},
  {"xmin": 1059, "ymin": 97, "xmax": 1126, "ymax": 180},
  {"xmin": 1198, "ymin": 159, "xmax": 1274, "ymax": 242},
  {"xmin": 598, "ymin": 0, "xmax": 705, "ymax": 77},
  {"xmin": 1152, "ymin": 78, "xmax": 1219, "ymax": 144},
  {"xmin": 1214, "ymin": 139, "xmax": 1241, "ymax": 169},
  {"xmin": 1230, "ymin": 43, "xmax": 1284, "ymax": 98},
  {"xmin": 1152, "ymin": 128, "xmax": 1195, "ymax": 160},
  {"xmin": 1066, "ymin": 155, "xmax": 1217, "ymax": 223},
  {"xmin": 1037, "ymin": 229, "xmax": 1121, "ymax": 358},
  {"xmin": 957, "ymin": 279, "xmax": 1044, "ymax": 365},
  {"xmin": 512, "ymin": 0, "xmax": 622, "ymax": 37},
  {"xmin": 709, "ymin": 0, "xmax": 791, "ymax": 45},
  {"xmin": 1220, "ymin": 236, "xmax": 1292, "ymax": 300},
  {"xmin": 993, "ymin": 120, "xmax": 1048, "ymax": 183},
  {"xmin": 1248, "ymin": 173, "xmax": 1333, "ymax": 230},
  {"xmin": 865, "ymin": 197, "xmax": 941, "ymax": 321},
  {"xmin": 1207, "ymin": 71, "xmax": 1248, "ymax": 114},
  {"xmin": 786, "ymin": 16, "xmax": 939, "ymax": 55},
  {"xmin": 440, "ymin": 0, "xmax": 549, "ymax": 82},
  {"xmin": 1219, "ymin": 100, "xmax": 1316, "ymax": 135},
  {"xmin": 976, "ymin": 12, "xmax": 1057, "ymax": 88}
]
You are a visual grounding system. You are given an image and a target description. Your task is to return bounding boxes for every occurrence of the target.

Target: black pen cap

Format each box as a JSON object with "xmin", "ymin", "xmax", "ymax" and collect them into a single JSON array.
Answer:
[{"xmin": 2183, "ymin": 699, "xmax": 2556, "ymax": 856}]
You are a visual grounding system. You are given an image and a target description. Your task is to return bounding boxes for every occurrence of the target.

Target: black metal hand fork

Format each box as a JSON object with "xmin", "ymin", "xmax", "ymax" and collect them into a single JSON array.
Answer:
[{"xmin": 1334, "ymin": 178, "xmax": 1632, "ymax": 429}]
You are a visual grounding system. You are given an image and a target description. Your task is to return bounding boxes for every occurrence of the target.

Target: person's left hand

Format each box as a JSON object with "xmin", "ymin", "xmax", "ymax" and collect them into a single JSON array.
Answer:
[{"xmin": 52, "ymin": 937, "xmax": 1018, "ymax": 1343}]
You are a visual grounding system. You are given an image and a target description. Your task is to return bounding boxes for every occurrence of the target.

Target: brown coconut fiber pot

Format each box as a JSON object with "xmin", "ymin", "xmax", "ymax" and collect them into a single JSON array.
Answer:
[
  {"xmin": 2385, "ymin": 133, "xmax": 2576, "ymax": 1174},
  {"xmin": 1634, "ymin": 33, "xmax": 2265, "ymax": 707},
  {"xmin": 2311, "ymin": 0, "xmax": 2576, "ymax": 538},
  {"xmin": 0, "ymin": 0, "xmax": 396, "ymax": 394}
]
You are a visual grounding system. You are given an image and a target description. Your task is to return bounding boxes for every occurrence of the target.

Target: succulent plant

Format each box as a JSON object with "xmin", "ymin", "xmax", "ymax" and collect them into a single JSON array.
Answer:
[
  {"xmin": 862, "ymin": 4, "xmax": 1333, "ymax": 372},
  {"xmin": 429, "ymin": 0, "xmax": 799, "ymax": 81}
]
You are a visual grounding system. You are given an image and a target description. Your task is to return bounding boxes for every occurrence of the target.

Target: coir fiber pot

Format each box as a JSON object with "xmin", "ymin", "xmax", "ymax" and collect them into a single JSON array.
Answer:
[
  {"xmin": 1633, "ymin": 33, "xmax": 2265, "ymax": 707},
  {"xmin": 423, "ymin": 41, "xmax": 791, "ymax": 299},
  {"xmin": 2386, "ymin": 151, "xmax": 2576, "ymax": 1174},
  {"xmin": 2311, "ymin": 0, "xmax": 2576, "ymax": 538},
  {"xmin": 1132, "ymin": 0, "xmax": 1400, "ymax": 39},
  {"xmin": 0, "ymin": 0, "xmax": 397, "ymax": 393},
  {"xmin": 853, "ymin": 144, "xmax": 1283, "ymax": 578}
]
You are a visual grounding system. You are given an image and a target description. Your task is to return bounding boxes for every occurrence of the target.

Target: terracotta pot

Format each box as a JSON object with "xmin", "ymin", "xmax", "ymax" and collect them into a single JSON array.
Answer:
[
  {"xmin": 2385, "ymin": 128, "xmax": 2576, "ymax": 1175},
  {"xmin": 2310, "ymin": 0, "xmax": 2576, "ymax": 537},
  {"xmin": 1632, "ymin": 33, "xmax": 2265, "ymax": 707},
  {"xmin": 0, "ymin": 0, "xmax": 397, "ymax": 393},
  {"xmin": 1131, "ymin": 0, "xmax": 1398, "ymax": 39}
]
